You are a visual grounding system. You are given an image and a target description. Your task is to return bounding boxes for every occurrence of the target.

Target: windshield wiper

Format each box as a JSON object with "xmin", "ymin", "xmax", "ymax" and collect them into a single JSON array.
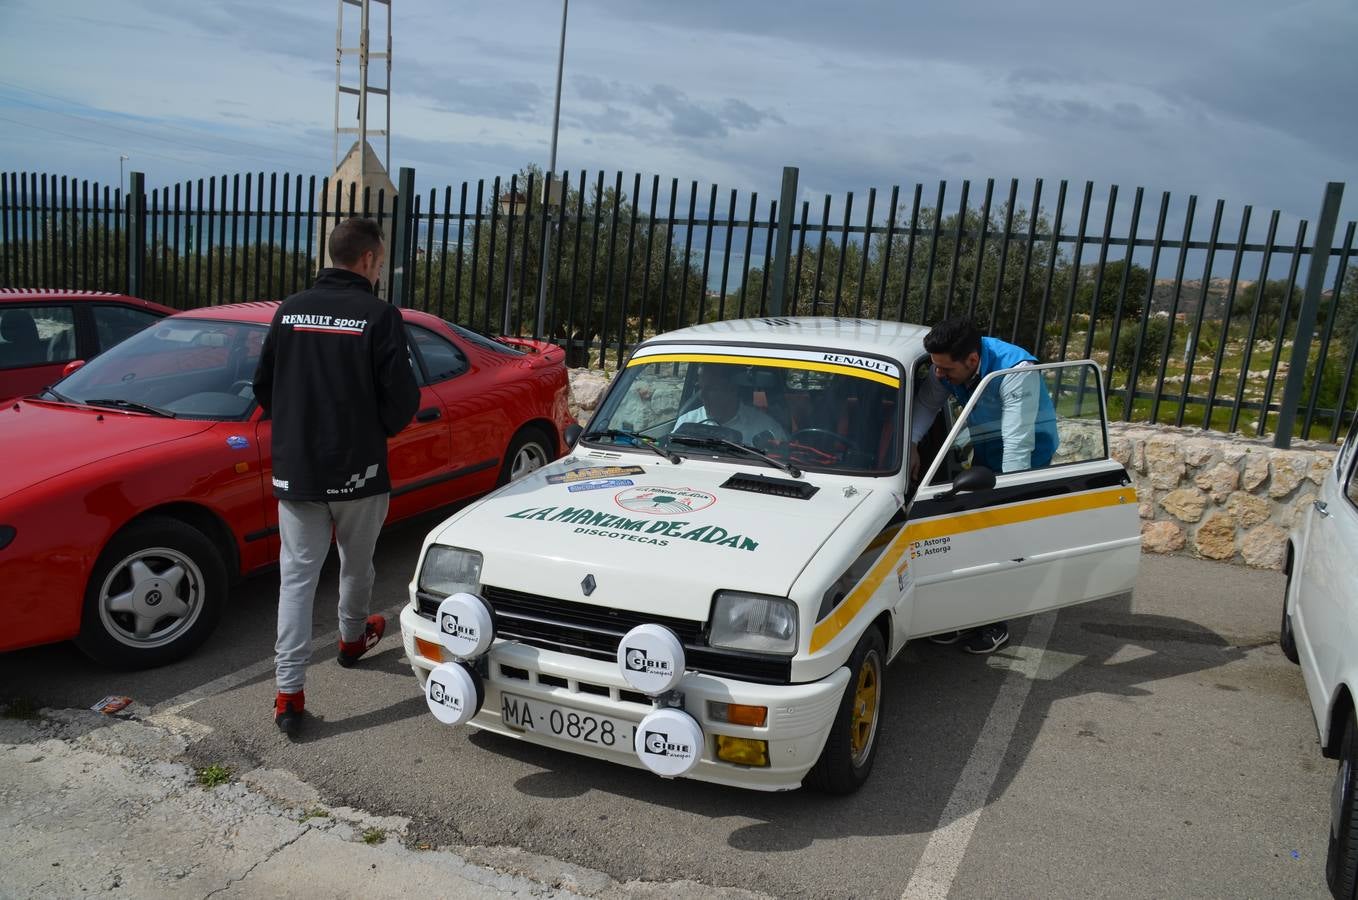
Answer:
[
  {"xmin": 41, "ymin": 387, "xmax": 78, "ymax": 405},
  {"xmin": 86, "ymin": 398, "xmax": 176, "ymax": 418},
  {"xmin": 667, "ymin": 435, "xmax": 801, "ymax": 478},
  {"xmin": 581, "ymin": 429, "xmax": 680, "ymax": 464}
]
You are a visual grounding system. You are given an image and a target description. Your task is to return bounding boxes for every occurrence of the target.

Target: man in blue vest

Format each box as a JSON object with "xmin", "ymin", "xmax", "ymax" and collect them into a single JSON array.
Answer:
[{"xmin": 909, "ymin": 316, "xmax": 1060, "ymax": 654}]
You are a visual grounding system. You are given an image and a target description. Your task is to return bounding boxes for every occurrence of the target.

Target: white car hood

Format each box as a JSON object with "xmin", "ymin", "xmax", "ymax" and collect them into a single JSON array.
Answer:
[{"xmin": 432, "ymin": 454, "xmax": 874, "ymax": 622}]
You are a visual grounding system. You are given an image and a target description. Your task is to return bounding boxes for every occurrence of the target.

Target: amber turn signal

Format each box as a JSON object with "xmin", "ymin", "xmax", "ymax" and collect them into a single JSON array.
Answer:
[{"xmin": 414, "ymin": 637, "xmax": 445, "ymax": 662}]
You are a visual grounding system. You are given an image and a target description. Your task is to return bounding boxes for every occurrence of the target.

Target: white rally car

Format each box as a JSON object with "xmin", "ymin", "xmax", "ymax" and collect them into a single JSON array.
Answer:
[
  {"xmin": 1280, "ymin": 415, "xmax": 1358, "ymax": 898},
  {"xmin": 401, "ymin": 317, "xmax": 1140, "ymax": 792}
]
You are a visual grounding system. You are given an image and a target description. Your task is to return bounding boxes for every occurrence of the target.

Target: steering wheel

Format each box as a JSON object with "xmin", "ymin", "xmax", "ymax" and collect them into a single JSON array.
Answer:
[
  {"xmin": 788, "ymin": 428, "xmax": 860, "ymax": 453},
  {"xmin": 787, "ymin": 428, "xmax": 862, "ymax": 467}
]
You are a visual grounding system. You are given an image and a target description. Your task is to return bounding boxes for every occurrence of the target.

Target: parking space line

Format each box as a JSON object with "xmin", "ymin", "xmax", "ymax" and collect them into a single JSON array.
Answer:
[{"xmin": 901, "ymin": 611, "xmax": 1056, "ymax": 900}]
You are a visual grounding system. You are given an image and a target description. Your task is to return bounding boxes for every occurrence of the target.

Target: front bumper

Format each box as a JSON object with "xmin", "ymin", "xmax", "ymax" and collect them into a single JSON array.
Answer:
[{"xmin": 400, "ymin": 604, "xmax": 848, "ymax": 791}]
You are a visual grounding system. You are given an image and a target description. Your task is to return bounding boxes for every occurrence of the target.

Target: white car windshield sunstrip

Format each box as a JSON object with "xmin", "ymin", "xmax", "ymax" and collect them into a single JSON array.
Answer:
[{"xmin": 626, "ymin": 347, "xmax": 900, "ymax": 388}]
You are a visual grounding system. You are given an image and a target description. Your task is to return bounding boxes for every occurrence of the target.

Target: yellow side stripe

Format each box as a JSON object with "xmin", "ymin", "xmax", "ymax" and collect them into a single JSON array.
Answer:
[
  {"xmin": 808, "ymin": 485, "xmax": 1136, "ymax": 653},
  {"xmin": 627, "ymin": 352, "xmax": 901, "ymax": 388}
]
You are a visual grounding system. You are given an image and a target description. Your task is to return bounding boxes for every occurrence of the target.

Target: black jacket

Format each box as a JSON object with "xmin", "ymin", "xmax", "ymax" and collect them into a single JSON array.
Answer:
[{"xmin": 253, "ymin": 268, "xmax": 421, "ymax": 501}]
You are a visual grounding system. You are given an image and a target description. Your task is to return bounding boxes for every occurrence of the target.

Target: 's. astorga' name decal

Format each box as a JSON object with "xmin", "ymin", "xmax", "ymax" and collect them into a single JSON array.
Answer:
[{"xmin": 506, "ymin": 505, "xmax": 759, "ymax": 551}]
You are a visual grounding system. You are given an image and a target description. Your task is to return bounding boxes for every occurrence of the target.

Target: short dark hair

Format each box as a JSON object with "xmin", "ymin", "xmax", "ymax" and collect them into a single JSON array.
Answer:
[
  {"xmin": 328, "ymin": 217, "xmax": 384, "ymax": 267},
  {"xmin": 923, "ymin": 316, "xmax": 982, "ymax": 360}
]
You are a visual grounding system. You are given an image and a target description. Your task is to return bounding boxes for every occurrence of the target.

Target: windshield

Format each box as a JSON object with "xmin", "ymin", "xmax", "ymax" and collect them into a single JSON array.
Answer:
[
  {"xmin": 52, "ymin": 318, "xmax": 268, "ymax": 420},
  {"xmin": 587, "ymin": 349, "xmax": 904, "ymax": 475}
]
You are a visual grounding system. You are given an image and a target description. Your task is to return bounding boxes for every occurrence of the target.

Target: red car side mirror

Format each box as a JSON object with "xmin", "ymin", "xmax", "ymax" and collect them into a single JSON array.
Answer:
[{"xmin": 62, "ymin": 359, "xmax": 86, "ymax": 377}]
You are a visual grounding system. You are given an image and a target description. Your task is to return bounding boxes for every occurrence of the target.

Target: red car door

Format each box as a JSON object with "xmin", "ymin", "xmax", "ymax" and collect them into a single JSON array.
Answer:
[{"xmin": 408, "ymin": 323, "xmax": 509, "ymax": 500}]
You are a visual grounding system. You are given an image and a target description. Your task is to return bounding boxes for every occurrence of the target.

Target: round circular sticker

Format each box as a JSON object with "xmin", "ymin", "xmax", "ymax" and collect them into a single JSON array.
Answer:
[
  {"xmin": 634, "ymin": 707, "xmax": 703, "ymax": 778},
  {"xmin": 617, "ymin": 624, "xmax": 686, "ymax": 695},
  {"xmin": 436, "ymin": 592, "xmax": 495, "ymax": 659},
  {"xmin": 424, "ymin": 662, "xmax": 483, "ymax": 726},
  {"xmin": 614, "ymin": 486, "xmax": 716, "ymax": 515}
]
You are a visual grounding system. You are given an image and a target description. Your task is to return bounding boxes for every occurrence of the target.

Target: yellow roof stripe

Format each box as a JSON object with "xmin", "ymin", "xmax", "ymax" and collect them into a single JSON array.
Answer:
[
  {"xmin": 808, "ymin": 485, "xmax": 1136, "ymax": 653},
  {"xmin": 627, "ymin": 352, "xmax": 901, "ymax": 388}
]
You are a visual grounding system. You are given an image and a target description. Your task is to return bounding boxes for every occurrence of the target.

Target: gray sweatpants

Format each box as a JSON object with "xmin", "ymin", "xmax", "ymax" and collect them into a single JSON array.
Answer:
[{"xmin": 275, "ymin": 493, "xmax": 390, "ymax": 693}]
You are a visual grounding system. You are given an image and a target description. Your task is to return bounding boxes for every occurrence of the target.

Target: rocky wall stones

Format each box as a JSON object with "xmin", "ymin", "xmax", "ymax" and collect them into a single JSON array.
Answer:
[{"xmin": 1106, "ymin": 421, "xmax": 1337, "ymax": 571}]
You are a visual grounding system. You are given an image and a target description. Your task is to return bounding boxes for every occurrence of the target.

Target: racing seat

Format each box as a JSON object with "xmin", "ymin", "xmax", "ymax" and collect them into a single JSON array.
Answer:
[
  {"xmin": 747, "ymin": 368, "xmax": 792, "ymax": 437},
  {"xmin": 815, "ymin": 379, "xmax": 898, "ymax": 471}
]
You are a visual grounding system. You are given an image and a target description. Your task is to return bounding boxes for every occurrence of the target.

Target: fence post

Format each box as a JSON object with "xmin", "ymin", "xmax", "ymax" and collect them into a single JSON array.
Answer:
[
  {"xmin": 1273, "ymin": 181, "xmax": 1344, "ymax": 448},
  {"xmin": 389, "ymin": 166, "xmax": 416, "ymax": 307},
  {"xmin": 768, "ymin": 166, "xmax": 799, "ymax": 317},
  {"xmin": 125, "ymin": 171, "xmax": 146, "ymax": 297}
]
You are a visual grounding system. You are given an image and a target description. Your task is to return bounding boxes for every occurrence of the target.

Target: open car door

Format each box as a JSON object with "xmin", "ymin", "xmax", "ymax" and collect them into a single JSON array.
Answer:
[{"xmin": 904, "ymin": 360, "xmax": 1139, "ymax": 637}]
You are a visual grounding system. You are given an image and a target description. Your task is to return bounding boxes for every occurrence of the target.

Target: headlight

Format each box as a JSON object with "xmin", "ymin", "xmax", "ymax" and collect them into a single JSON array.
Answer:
[
  {"xmin": 709, "ymin": 591, "xmax": 798, "ymax": 655},
  {"xmin": 418, "ymin": 546, "xmax": 483, "ymax": 598}
]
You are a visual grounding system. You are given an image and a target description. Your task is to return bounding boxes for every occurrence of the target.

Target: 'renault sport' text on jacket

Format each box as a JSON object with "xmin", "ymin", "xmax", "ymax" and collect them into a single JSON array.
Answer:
[{"xmin": 252, "ymin": 268, "xmax": 421, "ymax": 502}]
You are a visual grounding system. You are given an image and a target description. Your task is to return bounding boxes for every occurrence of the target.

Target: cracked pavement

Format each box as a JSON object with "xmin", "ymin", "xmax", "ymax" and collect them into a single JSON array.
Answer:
[{"xmin": 0, "ymin": 709, "xmax": 767, "ymax": 899}]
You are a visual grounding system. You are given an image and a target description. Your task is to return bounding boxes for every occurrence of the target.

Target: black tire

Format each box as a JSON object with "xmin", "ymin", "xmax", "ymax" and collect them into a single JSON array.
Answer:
[
  {"xmin": 498, "ymin": 427, "xmax": 554, "ymax": 486},
  {"xmin": 1328, "ymin": 706, "xmax": 1358, "ymax": 900},
  {"xmin": 75, "ymin": 516, "xmax": 227, "ymax": 669},
  {"xmin": 804, "ymin": 627, "xmax": 886, "ymax": 794},
  {"xmin": 1281, "ymin": 564, "xmax": 1300, "ymax": 665}
]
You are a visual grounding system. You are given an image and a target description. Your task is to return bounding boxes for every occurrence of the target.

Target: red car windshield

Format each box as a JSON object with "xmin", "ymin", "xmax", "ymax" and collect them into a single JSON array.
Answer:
[{"xmin": 51, "ymin": 319, "xmax": 268, "ymax": 420}]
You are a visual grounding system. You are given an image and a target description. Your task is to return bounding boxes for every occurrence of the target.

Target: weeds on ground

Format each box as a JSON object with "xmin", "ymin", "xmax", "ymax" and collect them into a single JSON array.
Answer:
[
  {"xmin": 195, "ymin": 764, "xmax": 232, "ymax": 788},
  {"xmin": 362, "ymin": 827, "xmax": 386, "ymax": 845},
  {"xmin": 300, "ymin": 807, "xmax": 330, "ymax": 822}
]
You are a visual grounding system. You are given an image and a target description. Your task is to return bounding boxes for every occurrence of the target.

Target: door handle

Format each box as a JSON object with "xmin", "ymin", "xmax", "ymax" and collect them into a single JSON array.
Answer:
[
  {"xmin": 1315, "ymin": 500, "xmax": 1330, "ymax": 518},
  {"xmin": 415, "ymin": 407, "xmax": 441, "ymax": 423}
]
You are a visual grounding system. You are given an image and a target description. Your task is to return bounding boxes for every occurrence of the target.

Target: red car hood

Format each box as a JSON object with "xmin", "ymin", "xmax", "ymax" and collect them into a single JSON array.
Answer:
[{"xmin": 0, "ymin": 400, "xmax": 217, "ymax": 502}]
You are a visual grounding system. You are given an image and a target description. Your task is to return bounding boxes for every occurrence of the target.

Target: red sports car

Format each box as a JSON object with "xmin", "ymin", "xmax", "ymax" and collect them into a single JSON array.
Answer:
[
  {"xmin": 1, "ymin": 289, "xmax": 175, "ymax": 403},
  {"xmin": 0, "ymin": 301, "xmax": 574, "ymax": 668}
]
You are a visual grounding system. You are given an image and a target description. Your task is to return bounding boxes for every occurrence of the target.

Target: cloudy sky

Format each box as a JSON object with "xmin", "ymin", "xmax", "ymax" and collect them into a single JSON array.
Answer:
[{"xmin": 1, "ymin": 0, "xmax": 1355, "ymax": 237}]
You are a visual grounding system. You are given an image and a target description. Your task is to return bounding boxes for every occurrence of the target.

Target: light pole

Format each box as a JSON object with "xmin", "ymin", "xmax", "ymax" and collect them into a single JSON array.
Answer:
[
  {"xmin": 119, "ymin": 154, "xmax": 129, "ymax": 192},
  {"xmin": 534, "ymin": 0, "xmax": 568, "ymax": 339}
]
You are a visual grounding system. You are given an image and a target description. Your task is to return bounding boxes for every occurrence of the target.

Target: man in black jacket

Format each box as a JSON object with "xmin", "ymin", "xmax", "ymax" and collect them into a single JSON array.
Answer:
[{"xmin": 253, "ymin": 217, "xmax": 421, "ymax": 735}]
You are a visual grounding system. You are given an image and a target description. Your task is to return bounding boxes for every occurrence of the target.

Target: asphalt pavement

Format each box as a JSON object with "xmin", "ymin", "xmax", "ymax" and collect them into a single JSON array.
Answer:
[{"xmin": 0, "ymin": 513, "xmax": 1334, "ymax": 899}]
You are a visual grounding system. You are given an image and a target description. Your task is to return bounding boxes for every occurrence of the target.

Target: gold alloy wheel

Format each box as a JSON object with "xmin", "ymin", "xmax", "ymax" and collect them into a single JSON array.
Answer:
[{"xmin": 849, "ymin": 648, "xmax": 881, "ymax": 766}]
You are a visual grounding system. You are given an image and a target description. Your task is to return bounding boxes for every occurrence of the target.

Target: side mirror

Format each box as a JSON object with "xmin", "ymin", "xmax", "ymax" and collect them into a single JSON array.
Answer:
[
  {"xmin": 938, "ymin": 465, "xmax": 996, "ymax": 500},
  {"xmin": 62, "ymin": 359, "xmax": 86, "ymax": 377},
  {"xmin": 564, "ymin": 423, "xmax": 582, "ymax": 448},
  {"xmin": 953, "ymin": 465, "xmax": 996, "ymax": 494}
]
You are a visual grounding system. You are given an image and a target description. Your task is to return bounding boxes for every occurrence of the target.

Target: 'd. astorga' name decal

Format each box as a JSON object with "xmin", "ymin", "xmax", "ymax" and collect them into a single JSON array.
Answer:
[{"xmin": 506, "ymin": 506, "xmax": 760, "ymax": 551}]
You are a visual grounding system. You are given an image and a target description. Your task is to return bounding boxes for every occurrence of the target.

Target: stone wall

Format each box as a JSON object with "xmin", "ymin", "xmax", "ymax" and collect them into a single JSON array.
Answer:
[
  {"xmin": 566, "ymin": 369, "xmax": 1337, "ymax": 571},
  {"xmin": 1108, "ymin": 423, "xmax": 1336, "ymax": 570}
]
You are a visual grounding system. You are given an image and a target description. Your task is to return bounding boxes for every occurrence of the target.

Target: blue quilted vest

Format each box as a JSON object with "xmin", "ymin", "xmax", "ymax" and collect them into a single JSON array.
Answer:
[{"xmin": 942, "ymin": 337, "xmax": 1059, "ymax": 472}]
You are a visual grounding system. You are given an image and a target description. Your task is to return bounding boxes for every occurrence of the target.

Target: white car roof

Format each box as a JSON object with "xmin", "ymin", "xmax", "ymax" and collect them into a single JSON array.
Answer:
[{"xmin": 644, "ymin": 316, "xmax": 931, "ymax": 361}]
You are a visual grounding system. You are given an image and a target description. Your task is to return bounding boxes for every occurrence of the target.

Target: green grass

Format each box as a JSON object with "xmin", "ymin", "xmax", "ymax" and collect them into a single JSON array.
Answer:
[
  {"xmin": 300, "ymin": 808, "xmax": 330, "ymax": 822},
  {"xmin": 362, "ymin": 827, "xmax": 386, "ymax": 845},
  {"xmin": 1062, "ymin": 318, "xmax": 1348, "ymax": 442},
  {"xmin": 195, "ymin": 764, "xmax": 232, "ymax": 789}
]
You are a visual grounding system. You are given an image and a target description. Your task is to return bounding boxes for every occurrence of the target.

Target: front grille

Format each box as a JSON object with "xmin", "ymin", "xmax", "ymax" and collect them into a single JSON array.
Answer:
[{"xmin": 416, "ymin": 584, "xmax": 791, "ymax": 684}]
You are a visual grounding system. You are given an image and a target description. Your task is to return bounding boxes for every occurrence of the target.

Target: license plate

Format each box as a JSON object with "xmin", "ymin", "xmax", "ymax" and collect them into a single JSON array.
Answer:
[{"xmin": 499, "ymin": 693, "xmax": 633, "ymax": 750}]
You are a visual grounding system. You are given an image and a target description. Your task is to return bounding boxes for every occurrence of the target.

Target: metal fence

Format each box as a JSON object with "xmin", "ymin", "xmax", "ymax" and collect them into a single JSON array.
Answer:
[{"xmin": 2, "ymin": 166, "xmax": 1353, "ymax": 447}]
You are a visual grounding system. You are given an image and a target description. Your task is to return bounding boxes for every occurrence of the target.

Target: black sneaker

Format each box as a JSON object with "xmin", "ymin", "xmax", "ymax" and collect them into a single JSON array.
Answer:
[
  {"xmin": 927, "ymin": 630, "xmax": 963, "ymax": 645},
  {"xmin": 962, "ymin": 624, "xmax": 1009, "ymax": 655}
]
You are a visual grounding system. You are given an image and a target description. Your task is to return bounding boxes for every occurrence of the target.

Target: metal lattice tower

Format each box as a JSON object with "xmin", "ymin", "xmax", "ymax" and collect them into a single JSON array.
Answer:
[{"xmin": 333, "ymin": 0, "xmax": 391, "ymax": 176}]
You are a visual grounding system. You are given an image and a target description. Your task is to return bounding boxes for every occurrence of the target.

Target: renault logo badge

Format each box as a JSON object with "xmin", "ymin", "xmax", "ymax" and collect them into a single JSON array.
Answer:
[{"xmin": 581, "ymin": 574, "xmax": 596, "ymax": 596}]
